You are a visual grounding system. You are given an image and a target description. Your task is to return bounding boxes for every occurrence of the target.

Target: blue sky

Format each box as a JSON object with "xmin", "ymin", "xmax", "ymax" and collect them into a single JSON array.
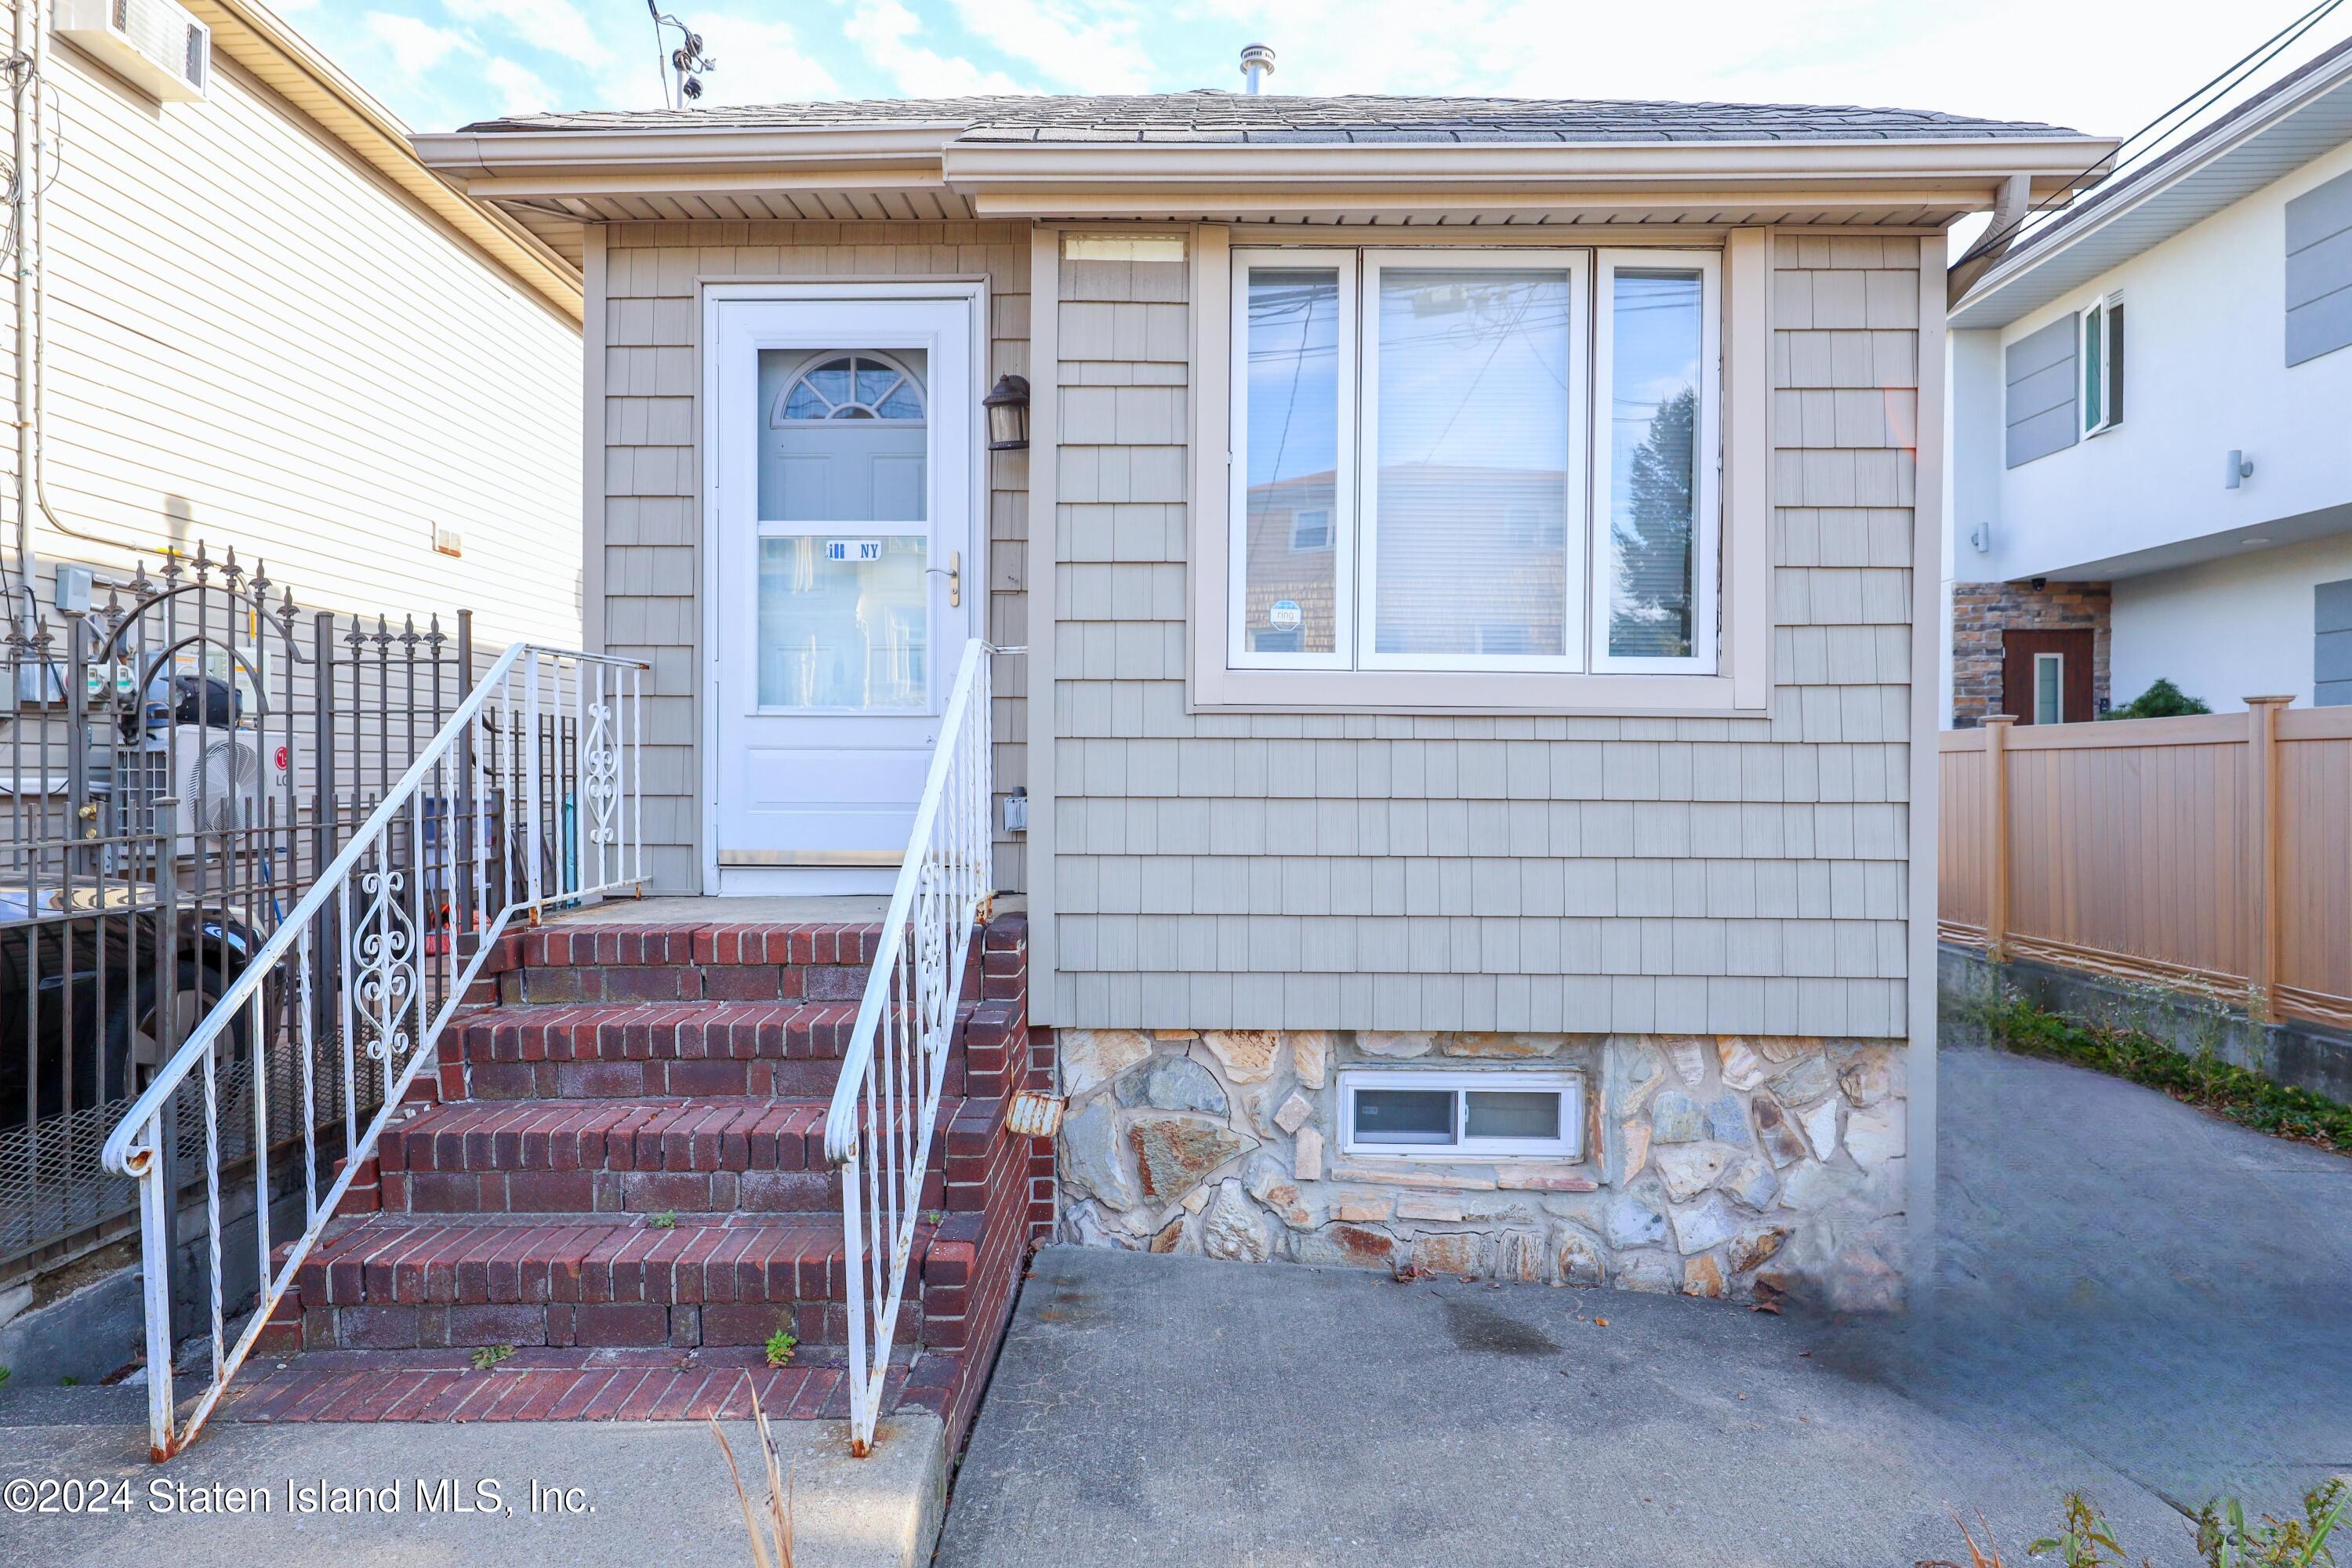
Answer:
[{"xmin": 275, "ymin": 0, "xmax": 2347, "ymax": 143}]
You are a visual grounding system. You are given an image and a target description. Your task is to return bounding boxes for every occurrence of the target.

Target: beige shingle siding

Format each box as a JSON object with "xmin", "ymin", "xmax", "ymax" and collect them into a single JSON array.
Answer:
[
  {"xmin": 1049, "ymin": 230, "xmax": 1919, "ymax": 1036},
  {"xmin": 598, "ymin": 220, "xmax": 1031, "ymax": 893}
]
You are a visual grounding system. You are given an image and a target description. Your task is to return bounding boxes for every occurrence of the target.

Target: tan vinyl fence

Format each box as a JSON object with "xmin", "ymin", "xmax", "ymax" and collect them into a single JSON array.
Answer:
[{"xmin": 1938, "ymin": 700, "xmax": 2352, "ymax": 1032}]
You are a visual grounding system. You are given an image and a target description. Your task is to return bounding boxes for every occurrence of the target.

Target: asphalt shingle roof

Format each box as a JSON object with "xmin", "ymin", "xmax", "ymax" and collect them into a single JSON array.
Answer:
[{"xmin": 460, "ymin": 91, "xmax": 2084, "ymax": 144}]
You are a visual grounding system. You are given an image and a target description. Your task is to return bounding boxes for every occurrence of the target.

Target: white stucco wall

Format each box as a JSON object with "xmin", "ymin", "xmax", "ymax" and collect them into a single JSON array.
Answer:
[
  {"xmin": 2108, "ymin": 532, "xmax": 2352, "ymax": 712},
  {"xmin": 1950, "ymin": 136, "xmax": 2352, "ymax": 588}
]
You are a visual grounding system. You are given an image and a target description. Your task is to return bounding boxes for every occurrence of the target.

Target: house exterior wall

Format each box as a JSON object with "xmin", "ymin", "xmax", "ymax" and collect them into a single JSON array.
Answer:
[
  {"xmin": 594, "ymin": 220, "xmax": 1030, "ymax": 894},
  {"xmin": 2109, "ymin": 532, "xmax": 2352, "ymax": 711},
  {"xmin": 1949, "ymin": 136, "xmax": 2352, "ymax": 588},
  {"xmin": 22, "ymin": 16, "xmax": 581, "ymax": 653},
  {"xmin": 589, "ymin": 217, "xmax": 1934, "ymax": 1301},
  {"xmin": 1044, "ymin": 231, "xmax": 1922, "ymax": 1041}
]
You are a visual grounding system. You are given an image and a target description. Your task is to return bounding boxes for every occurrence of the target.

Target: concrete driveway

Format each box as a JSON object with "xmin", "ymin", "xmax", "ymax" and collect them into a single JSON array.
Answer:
[{"xmin": 938, "ymin": 1044, "xmax": 2352, "ymax": 1567}]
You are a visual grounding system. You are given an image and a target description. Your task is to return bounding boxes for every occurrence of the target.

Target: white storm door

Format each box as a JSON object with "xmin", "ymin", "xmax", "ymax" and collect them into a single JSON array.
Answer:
[{"xmin": 706, "ymin": 292, "xmax": 978, "ymax": 891}]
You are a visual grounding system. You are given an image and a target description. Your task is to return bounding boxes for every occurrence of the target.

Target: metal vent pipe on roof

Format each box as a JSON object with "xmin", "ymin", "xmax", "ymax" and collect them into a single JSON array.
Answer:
[{"xmin": 1240, "ymin": 43, "xmax": 1275, "ymax": 94}]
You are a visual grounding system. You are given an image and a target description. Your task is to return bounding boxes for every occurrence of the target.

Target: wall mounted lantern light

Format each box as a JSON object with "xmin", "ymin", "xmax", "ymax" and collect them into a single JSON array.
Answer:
[{"xmin": 984, "ymin": 374, "xmax": 1030, "ymax": 451}]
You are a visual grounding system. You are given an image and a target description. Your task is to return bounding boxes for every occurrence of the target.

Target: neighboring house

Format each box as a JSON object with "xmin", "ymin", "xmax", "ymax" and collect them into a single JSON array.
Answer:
[
  {"xmin": 1945, "ymin": 37, "xmax": 2352, "ymax": 725},
  {"xmin": 12, "ymin": 0, "xmax": 583, "ymax": 650},
  {"xmin": 408, "ymin": 80, "xmax": 2113, "ymax": 1311}
]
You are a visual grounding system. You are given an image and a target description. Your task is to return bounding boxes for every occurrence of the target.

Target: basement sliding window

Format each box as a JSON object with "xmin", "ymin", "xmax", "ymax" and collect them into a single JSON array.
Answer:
[
  {"xmin": 1338, "ymin": 1069, "xmax": 1585, "ymax": 1161},
  {"xmin": 1230, "ymin": 247, "xmax": 1721, "ymax": 677}
]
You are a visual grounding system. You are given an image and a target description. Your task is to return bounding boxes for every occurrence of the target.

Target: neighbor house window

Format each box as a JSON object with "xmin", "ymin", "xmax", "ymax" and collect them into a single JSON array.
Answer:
[
  {"xmin": 2081, "ymin": 292, "xmax": 2123, "ymax": 437},
  {"xmin": 1229, "ymin": 247, "xmax": 1719, "ymax": 676},
  {"xmin": 1338, "ymin": 1069, "xmax": 1585, "ymax": 1161}
]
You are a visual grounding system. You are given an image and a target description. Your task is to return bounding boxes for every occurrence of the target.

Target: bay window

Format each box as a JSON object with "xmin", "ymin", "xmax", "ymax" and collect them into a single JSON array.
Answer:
[{"xmin": 1229, "ymin": 245, "xmax": 1721, "ymax": 681}]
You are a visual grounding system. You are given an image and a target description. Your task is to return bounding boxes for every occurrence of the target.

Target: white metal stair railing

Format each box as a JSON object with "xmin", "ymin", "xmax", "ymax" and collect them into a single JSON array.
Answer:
[
  {"xmin": 101, "ymin": 644, "xmax": 646, "ymax": 1461},
  {"xmin": 823, "ymin": 637, "xmax": 997, "ymax": 1457}
]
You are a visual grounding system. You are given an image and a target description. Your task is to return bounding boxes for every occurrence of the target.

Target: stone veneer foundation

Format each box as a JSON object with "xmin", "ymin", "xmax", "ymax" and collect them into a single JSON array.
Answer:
[{"xmin": 1055, "ymin": 1029, "xmax": 1907, "ymax": 1308}]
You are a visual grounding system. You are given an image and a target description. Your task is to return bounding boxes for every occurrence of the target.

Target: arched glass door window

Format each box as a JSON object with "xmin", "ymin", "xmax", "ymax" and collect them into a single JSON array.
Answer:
[{"xmin": 774, "ymin": 353, "xmax": 927, "ymax": 424}]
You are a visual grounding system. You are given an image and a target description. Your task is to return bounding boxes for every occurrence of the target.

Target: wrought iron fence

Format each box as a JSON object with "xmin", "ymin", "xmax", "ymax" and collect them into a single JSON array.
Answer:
[
  {"xmin": 104, "ymin": 637, "xmax": 643, "ymax": 1458},
  {"xmin": 0, "ymin": 546, "xmax": 590, "ymax": 1293}
]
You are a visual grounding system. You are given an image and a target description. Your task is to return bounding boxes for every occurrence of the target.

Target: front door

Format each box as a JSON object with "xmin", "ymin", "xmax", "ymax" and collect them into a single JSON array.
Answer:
[
  {"xmin": 2001, "ymin": 628, "xmax": 2093, "ymax": 725},
  {"xmin": 706, "ymin": 291, "xmax": 979, "ymax": 892}
]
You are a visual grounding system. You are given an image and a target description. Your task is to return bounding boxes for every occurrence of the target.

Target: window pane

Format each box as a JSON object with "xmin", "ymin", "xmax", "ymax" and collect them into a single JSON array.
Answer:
[
  {"xmin": 760, "ymin": 348, "xmax": 928, "ymax": 522},
  {"xmin": 1373, "ymin": 269, "xmax": 1571, "ymax": 659},
  {"xmin": 1605, "ymin": 270, "xmax": 1704, "ymax": 659},
  {"xmin": 1465, "ymin": 1090, "xmax": 1560, "ymax": 1141},
  {"xmin": 1243, "ymin": 270, "xmax": 1342, "ymax": 655},
  {"xmin": 2082, "ymin": 307, "xmax": 2103, "ymax": 429},
  {"xmin": 2035, "ymin": 655, "xmax": 2062, "ymax": 725},
  {"xmin": 1354, "ymin": 1087, "xmax": 1454, "ymax": 1145},
  {"xmin": 757, "ymin": 535, "xmax": 927, "ymax": 709}
]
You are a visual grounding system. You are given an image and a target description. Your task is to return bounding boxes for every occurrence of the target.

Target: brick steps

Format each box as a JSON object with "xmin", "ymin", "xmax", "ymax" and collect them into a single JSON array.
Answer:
[
  {"xmin": 374, "ymin": 1098, "xmax": 843, "ymax": 1218},
  {"xmin": 283, "ymin": 1213, "xmax": 958, "ymax": 1352},
  {"xmin": 456, "ymin": 1000, "xmax": 864, "ymax": 1101},
  {"xmin": 220, "ymin": 1347, "xmax": 950, "ymax": 1427},
  {"xmin": 249, "ymin": 909, "xmax": 1042, "ymax": 1451}
]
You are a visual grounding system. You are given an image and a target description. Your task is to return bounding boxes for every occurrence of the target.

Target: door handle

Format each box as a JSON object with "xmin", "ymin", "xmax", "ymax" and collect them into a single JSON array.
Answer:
[{"xmin": 927, "ymin": 550, "xmax": 961, "ymax": 608}]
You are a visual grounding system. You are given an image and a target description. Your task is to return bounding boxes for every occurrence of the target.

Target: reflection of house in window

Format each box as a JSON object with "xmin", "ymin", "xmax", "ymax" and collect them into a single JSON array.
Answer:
[{"xmin": 1243, "ymin": 466, "xmax": 1572, "ymax": 659}]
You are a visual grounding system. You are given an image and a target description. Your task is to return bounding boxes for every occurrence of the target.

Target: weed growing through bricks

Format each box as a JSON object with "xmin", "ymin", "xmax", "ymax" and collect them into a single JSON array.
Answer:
[
  {"xmin": 470, "ymin": 1344, "xmax": 514, "ymax": 1372},
  {"xmin": 765, "ymin": 1326, "xmax": 797, "ymax": 1369},
  {"xmin": 648, "ymin": 1210, "xmax": 678, "ymax": 1230}
]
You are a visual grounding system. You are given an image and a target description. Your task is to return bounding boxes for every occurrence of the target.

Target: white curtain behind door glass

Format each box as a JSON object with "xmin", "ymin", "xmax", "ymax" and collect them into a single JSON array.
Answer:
[
  {"xmin": 1373, "ymin": 270, "xmax": 1571, "ymax": 659},
  {"xmin": 755, "ymin": 348, "xmax": 929, "ymax": 709},
  {"xmin": 1604, "ymin": 273, "xmax": 1703, "ymax": 659}
]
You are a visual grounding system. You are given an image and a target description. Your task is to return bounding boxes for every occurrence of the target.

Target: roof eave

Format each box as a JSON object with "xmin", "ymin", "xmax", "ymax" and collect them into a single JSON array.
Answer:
[
  {"xmin": 412, "ymin": 126, "xmax": 2115, "ymax": 217},
  {"xmin": 410, "ymin": 122, "xmax": 967, "ymax": 186},
  {"xmin": 1951, "ymin": 41, "xmax": 2352, "ymax": 327}
]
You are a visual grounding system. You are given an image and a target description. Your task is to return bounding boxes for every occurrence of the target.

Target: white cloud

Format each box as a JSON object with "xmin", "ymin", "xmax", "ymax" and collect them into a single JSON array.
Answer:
[
  {"xmin": 364, "ymin": 13, "xmax": 467, "ymax": 77},
  {"xmin": 942, "ymin": 0, "xmax": 1153, "ymax": 93},
  {"xmin": 482, "ymin": 54, "xmax": 557, "ymax": 114},
  {"xmin": 838, "ymin": 0, "xmax": 1033, "ymax": 97},
  {"xmin": 577, "ymin": 13, "xmax": 848, "ymax": 111},
  {"xmin": 444, "ymin": 0, "xmax": 617, "ymax": 70}
]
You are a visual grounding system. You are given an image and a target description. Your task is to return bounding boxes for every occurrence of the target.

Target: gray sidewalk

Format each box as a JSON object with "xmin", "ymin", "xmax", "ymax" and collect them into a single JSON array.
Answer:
[{"xmin": 937, "ymin": 1046, "xmax": 2352, "ymax": 1567}]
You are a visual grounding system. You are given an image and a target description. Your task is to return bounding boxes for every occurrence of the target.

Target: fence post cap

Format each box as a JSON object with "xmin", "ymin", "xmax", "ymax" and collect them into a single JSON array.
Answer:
[
  {"xmin": 1981, "ymin": 713, "xmax": 2018, "ymax": 726},
  {"xmin": 2241, "ymin": 695, "xmax": 2296, "ymax": 706}
]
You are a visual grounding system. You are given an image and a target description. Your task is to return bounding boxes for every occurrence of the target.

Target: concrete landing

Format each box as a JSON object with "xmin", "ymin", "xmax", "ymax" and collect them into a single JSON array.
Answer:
[
  {"xmin": 0, "ymin": 1385, "xmax": 946, "ymax": 1568},
  {"xmin": 938, "ymin": 1044, "xmax": 2352, "ymax": 1567}
]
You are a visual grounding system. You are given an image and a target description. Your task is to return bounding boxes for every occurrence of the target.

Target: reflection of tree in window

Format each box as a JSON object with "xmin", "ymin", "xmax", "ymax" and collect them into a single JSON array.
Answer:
[{"xmin": 1613, "ymin": 386, "xmax": 1697, "ymax": 657}]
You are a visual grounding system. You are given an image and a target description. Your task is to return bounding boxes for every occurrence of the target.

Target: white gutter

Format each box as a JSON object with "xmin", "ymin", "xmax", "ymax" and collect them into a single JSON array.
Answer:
[
  {"xmin": 938, "ymin": 135, "xmax": 2117, "ymax": 194},
  {"xmin": 411, "ymin": 122, "xmax": 967, "ymax": 183}
]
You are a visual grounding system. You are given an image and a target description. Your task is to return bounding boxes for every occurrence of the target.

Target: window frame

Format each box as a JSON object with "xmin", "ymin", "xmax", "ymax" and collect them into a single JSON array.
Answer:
[
  {"xmin": 1189, "ymin": 227, "xmax": 1772, "ymax": 718},
  {"xmin": 2033, "ymin": 649, "xmax": 2065, "ymax": 724},
  {"xmin": 1229, "ymin": 248, "xmax": 1359, "ymax": 672},
  {"xmin": 1589, "ymin": 249, "xmax": 1724, "ymax": 675},
  {"xmin": 1338, "ymin": 1067, "xmax": 1587, "ymax": 1163},
  {"xmin": 2079, "ymin": 292, "xmax": 2121, "ymax": 437},
  {"xmin": 1355, "ymin": 247, "xmax": 1592, "ymax": 675}
]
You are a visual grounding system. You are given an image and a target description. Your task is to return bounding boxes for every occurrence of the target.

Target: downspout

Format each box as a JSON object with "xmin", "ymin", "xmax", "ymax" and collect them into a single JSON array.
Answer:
[
  {"xmin": 13, "ymin": 0, "xmax": 33, "ymax": 615},
  {"xmin": 1947, "ymin": 171, "xmax": 2032, "ymax": 308},
  {"xmin": 12, "ymin": 2, "xmax": 153, "ymax": 578}
]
